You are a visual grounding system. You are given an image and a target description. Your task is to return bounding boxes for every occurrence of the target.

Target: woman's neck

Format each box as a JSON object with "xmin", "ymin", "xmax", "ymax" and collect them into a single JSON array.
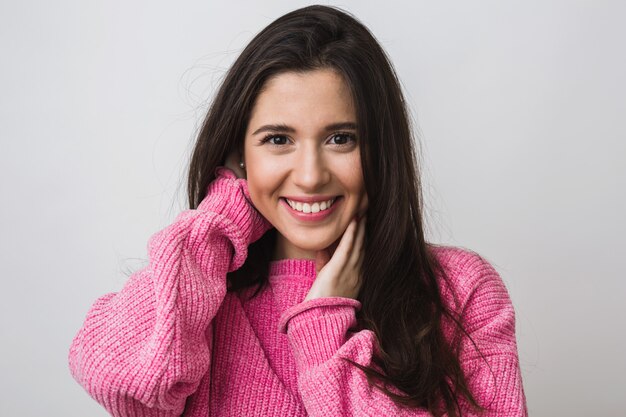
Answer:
[{"xmin": 273, "ymin": 233, "xmax": 317, "ymax": 261}]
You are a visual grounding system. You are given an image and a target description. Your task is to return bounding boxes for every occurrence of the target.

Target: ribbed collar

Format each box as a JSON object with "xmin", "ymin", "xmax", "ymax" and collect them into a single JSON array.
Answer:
[
  {"xmin": 268, "ymin": 258, "xmax": 317, "ymax": 279},
  {"xmin": 266, "ymin": 259, "xmax": 317, "ymax": 316}
]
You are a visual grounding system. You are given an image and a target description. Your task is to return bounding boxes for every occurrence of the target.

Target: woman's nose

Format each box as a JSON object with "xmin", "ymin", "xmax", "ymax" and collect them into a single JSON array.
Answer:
[{"xmin": 291, "ymin": 146, "xmax": 331, "ymax": 191}]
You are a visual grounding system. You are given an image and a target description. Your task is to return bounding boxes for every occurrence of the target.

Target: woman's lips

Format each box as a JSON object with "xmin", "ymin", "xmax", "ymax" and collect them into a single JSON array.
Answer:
[
  {"xmin": 284, "ymin": 197, "xmax": 336, "ymax": 213},
  {"xmin": 280, "ymin": 197, "xmax": 342, "ymax": 222}
]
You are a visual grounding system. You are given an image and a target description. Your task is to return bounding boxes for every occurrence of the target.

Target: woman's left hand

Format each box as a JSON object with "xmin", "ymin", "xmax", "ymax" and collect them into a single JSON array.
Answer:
[{"xmin": 303, "ymin": 215, "xmax": 366, "ymax": 301}]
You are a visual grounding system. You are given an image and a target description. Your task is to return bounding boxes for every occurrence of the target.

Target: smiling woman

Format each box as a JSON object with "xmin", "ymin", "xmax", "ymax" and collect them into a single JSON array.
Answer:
[{"xmin": 69, "ymin": 5, "xmax": 528, "ymax": 417}]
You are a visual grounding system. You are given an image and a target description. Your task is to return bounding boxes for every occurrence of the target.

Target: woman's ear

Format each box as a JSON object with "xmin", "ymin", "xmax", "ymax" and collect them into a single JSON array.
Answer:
[
  {"xmin": 224, "ymin": 150, "xmax": 246, "ymax": 179},
  {"xmin": 238, "ymin": 147, "xmax": 247, "ymax": 179}
]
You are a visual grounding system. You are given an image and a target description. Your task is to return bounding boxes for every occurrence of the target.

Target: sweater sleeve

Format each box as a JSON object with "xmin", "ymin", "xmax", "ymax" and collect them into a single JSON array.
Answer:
[
  {"xmin": 68, "ymin": 167, "xmax": 272, "ymax": 417},
  {"xmin": 277, "ymin": 254, "xmax": 528, "ymax": 417}
]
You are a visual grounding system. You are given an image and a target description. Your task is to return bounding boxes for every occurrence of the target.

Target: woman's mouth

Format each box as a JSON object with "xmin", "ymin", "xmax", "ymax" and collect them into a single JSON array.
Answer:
[
  {"xmin": 284, "ymin": 197, "xmax": 337, "ymax": 213},
  {"xmin": 280, "ymin": 196, "xmax": 342, "ymax": 222}
]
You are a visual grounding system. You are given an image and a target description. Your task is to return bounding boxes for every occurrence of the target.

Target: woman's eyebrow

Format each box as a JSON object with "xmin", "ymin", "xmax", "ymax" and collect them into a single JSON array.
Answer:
[
  {"xmin": 252, "ymin": 124, "xmax": 295, "ymax": 135},
  {"xmin": 252, "ymin": 122, "xmax": 357, "ymax": 135},
  {"xmin": 325, "ymin": 122, "xmax": 357, "ymax": 131}
]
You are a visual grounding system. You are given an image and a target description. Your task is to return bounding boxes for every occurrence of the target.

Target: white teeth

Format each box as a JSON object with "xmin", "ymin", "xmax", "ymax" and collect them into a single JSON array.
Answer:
[{"xmin": 285, "ymin": 198, "xmax": 336, "ymax": 213}]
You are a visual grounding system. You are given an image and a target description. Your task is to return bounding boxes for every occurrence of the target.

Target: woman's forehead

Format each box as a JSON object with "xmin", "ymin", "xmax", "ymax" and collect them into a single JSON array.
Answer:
[{"xmin": 249, "ymin": 69, "xmax": 356, "ymax": 129}]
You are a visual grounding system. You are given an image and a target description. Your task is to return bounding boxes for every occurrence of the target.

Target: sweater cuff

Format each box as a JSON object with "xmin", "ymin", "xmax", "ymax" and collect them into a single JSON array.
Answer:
[
  {"xmin": 197, "ymin": 167, "xmax": 271, "ymax": 245},
  {"xmin": 278, "ymin": 297, "xmax": 362, "ymax": 369}
]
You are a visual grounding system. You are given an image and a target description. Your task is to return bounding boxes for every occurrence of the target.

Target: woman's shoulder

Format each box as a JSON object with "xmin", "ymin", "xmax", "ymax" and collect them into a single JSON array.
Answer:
[
  {"xmin": 428, "ymin": 245, "xmax": 520, "ymax": 359},
  {"xmin": 428, "ymin": 244, "xmax": 499, "ymax": 278},
  {"xmin": 427, "ymin": 244, "xmax": 512, "ymax": 311}
]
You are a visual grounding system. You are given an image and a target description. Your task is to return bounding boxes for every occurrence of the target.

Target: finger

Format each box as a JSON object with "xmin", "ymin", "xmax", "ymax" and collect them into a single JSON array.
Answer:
[
  {"xmin": 349, "ymin": 217, "xmax": 366, "ymax": 293},
  {"xmin": 357, "ymin": 195, "xmax": 369, "ymax": 218},
  {"xmin": 349, "ymin": 216, "xmax": 366, "ymax": 267},
  {"xmin": 327, "ymin": 218, "xmax": 358, "ymax": 268}
]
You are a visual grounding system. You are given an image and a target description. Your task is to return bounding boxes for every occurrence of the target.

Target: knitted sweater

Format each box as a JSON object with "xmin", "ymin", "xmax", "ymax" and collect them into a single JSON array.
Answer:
[{"xmin": 69, "ymin": 168, "xmax": 528, "ymax": 416}]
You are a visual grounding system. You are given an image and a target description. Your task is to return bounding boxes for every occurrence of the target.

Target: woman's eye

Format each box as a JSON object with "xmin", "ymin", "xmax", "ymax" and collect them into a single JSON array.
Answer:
[
  {"xmin": 329, "ymin": 133, "xmax": 355, "ymax": 145},
  {"xmin": 263, "ymin": 135, "xmax": 289, "ymax": 145}
]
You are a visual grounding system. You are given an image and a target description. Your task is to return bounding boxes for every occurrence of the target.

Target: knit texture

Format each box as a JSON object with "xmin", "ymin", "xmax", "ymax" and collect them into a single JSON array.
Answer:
[{"xmin": 69, "ymin": 168, "xmax": 528, "ymax": 416}]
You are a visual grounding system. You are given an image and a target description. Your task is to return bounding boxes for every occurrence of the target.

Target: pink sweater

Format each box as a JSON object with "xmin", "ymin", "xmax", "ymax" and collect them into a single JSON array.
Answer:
[{"xmin": 69, "ymin": 168, "xmax": 528, "ymax": 416}]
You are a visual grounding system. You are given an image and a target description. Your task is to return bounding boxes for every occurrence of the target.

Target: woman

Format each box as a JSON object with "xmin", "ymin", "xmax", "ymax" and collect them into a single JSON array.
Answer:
[{"xmin": 69, "ymin": 5, "xmax": 528, "ymax": 416}]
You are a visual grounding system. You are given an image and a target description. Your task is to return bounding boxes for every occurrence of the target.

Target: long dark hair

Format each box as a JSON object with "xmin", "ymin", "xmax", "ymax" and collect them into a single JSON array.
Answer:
[{"xmin": 187, "ymin": 5, "xmax": 484, "ymax": 416}]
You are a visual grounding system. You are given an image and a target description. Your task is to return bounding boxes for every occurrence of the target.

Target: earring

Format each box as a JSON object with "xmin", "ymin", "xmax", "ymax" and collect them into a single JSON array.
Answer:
[{"xmin": 239, "ymin": 161, "xmax": 245, "ymax": 169}]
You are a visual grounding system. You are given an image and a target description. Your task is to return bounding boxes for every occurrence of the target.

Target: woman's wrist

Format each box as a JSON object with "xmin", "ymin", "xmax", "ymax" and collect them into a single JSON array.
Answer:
[{"xmin": 197, "ymin": 167, "xmax": 272, "ymax": 244}]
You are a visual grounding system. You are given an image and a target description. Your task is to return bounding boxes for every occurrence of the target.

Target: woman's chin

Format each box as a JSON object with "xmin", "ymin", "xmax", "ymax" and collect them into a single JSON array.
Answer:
[{"xmin": 293, "ymin": 241, "xmax": 332, "ymax": 254}]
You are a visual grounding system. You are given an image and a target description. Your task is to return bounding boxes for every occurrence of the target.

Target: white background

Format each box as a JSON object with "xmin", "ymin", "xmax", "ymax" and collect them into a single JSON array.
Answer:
[{"xmin": 1, "ymin": 1, "xmax": 624, "ymax": 416}]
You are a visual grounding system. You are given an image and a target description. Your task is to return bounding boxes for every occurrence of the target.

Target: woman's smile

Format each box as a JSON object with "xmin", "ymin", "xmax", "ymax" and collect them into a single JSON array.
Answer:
[
  {"xmin": 281, "ymin": 196, "xmax": 343, "ymax": 222},
  {"xmin": 283, "ymin": 195, "xmax": 338, "ymax": 212}
]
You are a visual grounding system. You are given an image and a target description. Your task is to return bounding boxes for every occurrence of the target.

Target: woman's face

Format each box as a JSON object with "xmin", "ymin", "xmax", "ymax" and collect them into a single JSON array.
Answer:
[{"xmin": 244, "ymin": 69, "xmax": 368, "ymax": 260}]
